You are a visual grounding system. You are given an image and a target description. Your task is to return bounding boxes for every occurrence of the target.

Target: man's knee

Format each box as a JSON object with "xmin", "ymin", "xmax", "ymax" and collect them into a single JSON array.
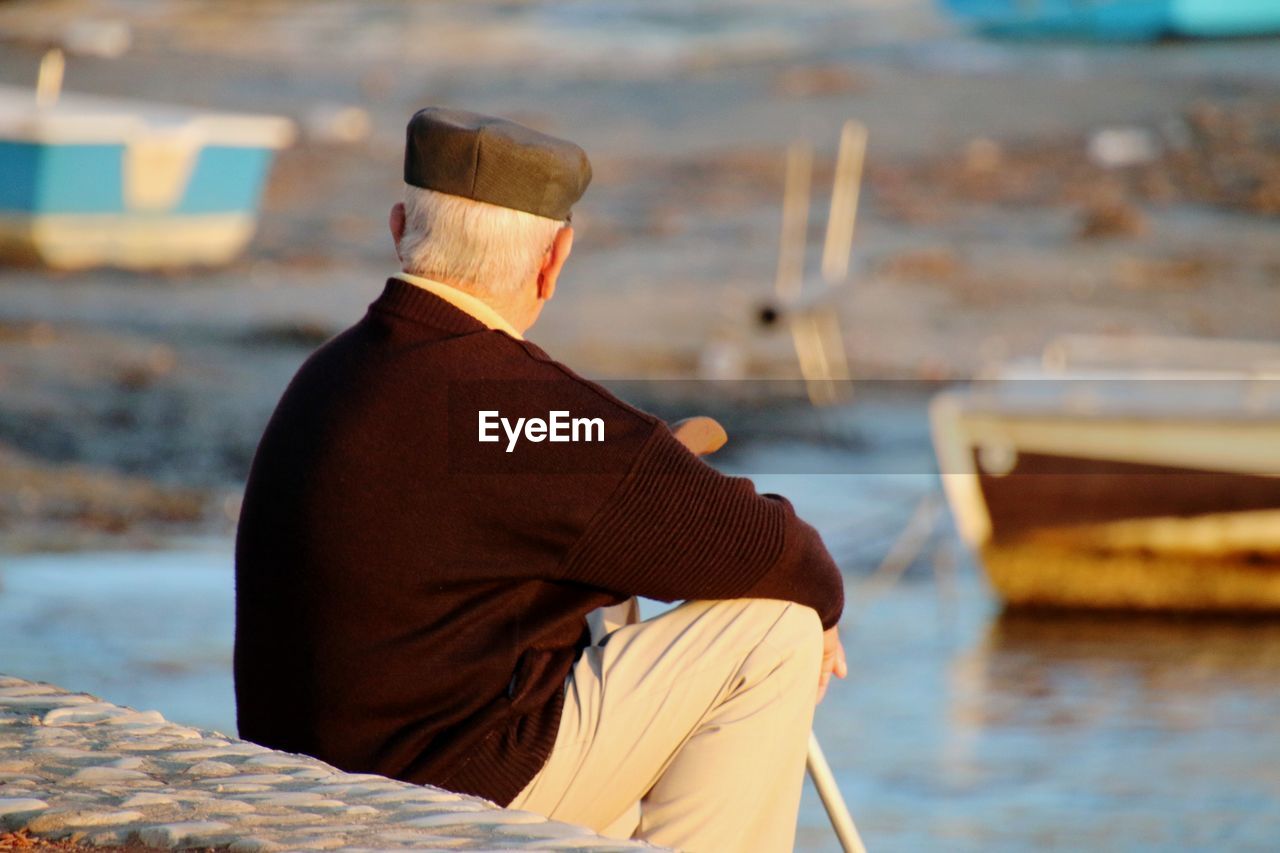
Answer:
[
  {"xmin": 761, "ymin": 598, "xmax": 823, "ymax": 649},
  {"xmin": 668, "ymin": 598, "xmax": 825, "ymax": 671},
  {"xmin": 734, "ymin": 600, "xmax": 824, "ymax": 712},
  {"xmin": 725, "ymin": 598, "xmax": 824, "ymax": 671}
]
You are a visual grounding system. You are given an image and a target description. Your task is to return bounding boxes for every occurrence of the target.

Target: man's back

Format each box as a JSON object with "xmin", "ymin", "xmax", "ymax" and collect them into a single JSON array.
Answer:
[{"xmin": 235, "ymin": 279, "xmax": 646, "ymax": 800}]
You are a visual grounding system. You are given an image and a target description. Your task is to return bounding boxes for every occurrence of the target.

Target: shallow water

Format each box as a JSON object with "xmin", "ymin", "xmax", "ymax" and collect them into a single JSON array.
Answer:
[
  {"xmin": 0, "ymin": 546, "xmax": 237, "ymax": 736},
  {"xmin": 4, "ymin": 543, "xmax": 1278, "ymax": 848},
  {"xmin": 803, "ymin": 577, "xmax": 1280, "ymax": 852}
]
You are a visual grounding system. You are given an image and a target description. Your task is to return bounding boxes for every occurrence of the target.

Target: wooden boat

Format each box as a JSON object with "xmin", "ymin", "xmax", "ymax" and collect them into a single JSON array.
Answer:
[
  {"xmin": 0, "ymin": 81, "xmax": 293, "ymax": 270},
  {"xmin": 931, "ymin": 335, "xmax": 1280, "ymax": 611},
  {"xmin": 940, "ymin": 0, "xmax": 1280, "ymax": 40}
]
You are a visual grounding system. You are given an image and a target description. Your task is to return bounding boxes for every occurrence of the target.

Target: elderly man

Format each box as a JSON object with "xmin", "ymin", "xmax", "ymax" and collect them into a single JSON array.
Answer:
[{"xmin": 234, "ymin": 107, "xmax": 846, "ymax": 852}]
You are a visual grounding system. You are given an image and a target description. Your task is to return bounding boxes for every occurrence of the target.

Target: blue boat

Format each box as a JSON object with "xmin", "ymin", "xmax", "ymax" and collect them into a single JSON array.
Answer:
[
  {"xmin": 941, "ymin": 0, "xmax": 1280, "ymax": 40},
  {"xmin": 0, "ymin": 83, "xmax": 294, "ymax": 270}
]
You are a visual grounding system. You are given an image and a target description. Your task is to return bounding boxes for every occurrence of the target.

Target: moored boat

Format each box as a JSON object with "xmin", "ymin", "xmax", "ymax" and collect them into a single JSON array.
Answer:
[
  {"xmin": 931, "ymin": 335, "xmax": 1280, "ymax": 611},
  {"xmin": 0, "ymin": 82, "xmax": 293, "ymax": 270}
]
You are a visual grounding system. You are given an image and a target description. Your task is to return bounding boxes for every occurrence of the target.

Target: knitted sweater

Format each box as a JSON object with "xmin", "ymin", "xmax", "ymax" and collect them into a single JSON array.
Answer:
[{"xmin": 233, "ymin": 277, "xmax": 845, "ymax": 806}]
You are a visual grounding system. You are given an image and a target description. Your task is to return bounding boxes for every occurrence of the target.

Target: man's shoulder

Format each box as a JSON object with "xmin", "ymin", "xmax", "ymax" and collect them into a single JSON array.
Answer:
[{"xmin": 451, "ymin": 333, "xmax": 662, "ymax": 428}]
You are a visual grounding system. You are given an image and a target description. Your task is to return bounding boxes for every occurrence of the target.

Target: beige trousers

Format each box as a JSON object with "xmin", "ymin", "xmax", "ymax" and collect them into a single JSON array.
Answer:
[{"xmin": 508, "ymin": 598, "xmax": 824, "ymax": 852}]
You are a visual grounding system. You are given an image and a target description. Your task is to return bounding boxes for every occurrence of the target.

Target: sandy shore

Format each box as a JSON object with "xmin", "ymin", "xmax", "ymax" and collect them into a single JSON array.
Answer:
[{"xmin": 0, "ymin": 0, "xmax": 1277, "ymax": 548}]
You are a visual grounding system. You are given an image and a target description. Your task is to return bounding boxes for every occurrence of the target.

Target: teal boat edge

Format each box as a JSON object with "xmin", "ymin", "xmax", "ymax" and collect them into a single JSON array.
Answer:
[
  {"xmin": 1172, "ymin": 0, "xmax": 1280, "ymax": 36},
  {"xmin": 940, "ymin": 0, "xmax": 1280, "ymax": 40},
  {"xmin": 0, "ymin": 140, "xmax": 275, "ymax": 216}
]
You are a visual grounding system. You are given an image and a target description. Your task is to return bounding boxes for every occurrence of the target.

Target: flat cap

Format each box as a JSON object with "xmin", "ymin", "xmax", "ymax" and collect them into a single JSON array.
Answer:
[{"xmin": 404, "ymin": 107, "xmax": 591, "ymax": 221}]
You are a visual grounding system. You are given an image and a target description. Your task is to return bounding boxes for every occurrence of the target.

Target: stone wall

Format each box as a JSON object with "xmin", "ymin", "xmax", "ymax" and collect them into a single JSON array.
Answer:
[{"xmin": 0, "ymin": 676, "xmax": 653, "ymax": 851}]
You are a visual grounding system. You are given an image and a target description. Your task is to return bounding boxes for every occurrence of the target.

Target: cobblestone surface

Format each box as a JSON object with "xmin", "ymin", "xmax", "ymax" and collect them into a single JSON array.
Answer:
[{"xmin": 0, "ymin": 676, "xmax": 654, "ymax": 851}]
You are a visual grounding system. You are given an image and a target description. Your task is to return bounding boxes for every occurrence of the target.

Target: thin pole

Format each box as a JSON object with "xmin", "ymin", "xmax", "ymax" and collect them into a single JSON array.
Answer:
[
  {"xmin": 775, "ymin": 139, "xmax": 813, "ymax": 305},
  {"xmin": 36, "ymin": 48, "xmax": 65, "ymax": 109},
  {"xmin": 821, "ymin": 120, "xmax": 868, "ymax": 286},
  {"xmin": 807, "ymin": 732, "xmax": 867, "ymax": 853}
]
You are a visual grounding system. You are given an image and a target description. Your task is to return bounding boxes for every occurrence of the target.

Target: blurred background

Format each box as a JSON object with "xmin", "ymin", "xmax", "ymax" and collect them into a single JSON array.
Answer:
[{"xmin": 0, "ymin": 1, "xmax": 1278, "ymax": 850}]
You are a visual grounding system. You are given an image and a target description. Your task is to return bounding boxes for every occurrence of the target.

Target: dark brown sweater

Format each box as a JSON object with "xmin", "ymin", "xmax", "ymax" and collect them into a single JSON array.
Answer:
[{"xmin": 234, "ymin": 278, "xmax": 844, "ymax": 806}]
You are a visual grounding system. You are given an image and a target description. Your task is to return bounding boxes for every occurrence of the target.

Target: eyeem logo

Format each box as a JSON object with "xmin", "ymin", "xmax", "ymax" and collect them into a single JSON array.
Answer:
[{"xmin": 478, "ymin": 410, "xmax": 605, "ymax": 452}]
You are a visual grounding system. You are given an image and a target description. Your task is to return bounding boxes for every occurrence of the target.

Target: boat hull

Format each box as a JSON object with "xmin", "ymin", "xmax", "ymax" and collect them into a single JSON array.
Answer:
[
  {"xmin": 0, "ymin": 211, "xmax": 257, "ymax": 270},
  {"xmin": 980, "ymin": 533, "xmax": 1280, "ymax": 611},
  {"xmin": 932, "ymin": 390, "xmax": 1280, "ymax": 611}
]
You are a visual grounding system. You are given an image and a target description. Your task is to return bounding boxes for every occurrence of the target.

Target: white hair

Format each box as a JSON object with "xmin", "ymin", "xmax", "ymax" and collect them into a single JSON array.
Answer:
[{"xmin": 398, "ymin": 186, "xmax": 564, "ymax": 296}]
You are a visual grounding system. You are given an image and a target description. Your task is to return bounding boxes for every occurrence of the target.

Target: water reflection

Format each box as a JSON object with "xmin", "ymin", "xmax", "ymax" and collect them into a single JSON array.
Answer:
[
  {"xmin": 954, "ymin": 610, "xmax": 1280, "ymax": 729},
  {"xmin": 936, "ymin": 610, "xmax": 1280, "ymax": 852}
]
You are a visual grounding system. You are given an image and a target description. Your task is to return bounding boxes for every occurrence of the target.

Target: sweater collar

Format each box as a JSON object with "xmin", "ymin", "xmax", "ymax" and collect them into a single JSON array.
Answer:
[{"xmin": 387, "ymin": 271, "xmax": 525, "ymax": 340}]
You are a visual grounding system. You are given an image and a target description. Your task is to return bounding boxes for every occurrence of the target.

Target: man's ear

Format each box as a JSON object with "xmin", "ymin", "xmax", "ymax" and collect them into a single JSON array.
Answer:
[
  {"xmin": 537, "ymin": 226, "xmax": 574, "ymax": 301},
  {"xmin": 389, "ymin": 202, "xmax": 406, "ymax": 260}
]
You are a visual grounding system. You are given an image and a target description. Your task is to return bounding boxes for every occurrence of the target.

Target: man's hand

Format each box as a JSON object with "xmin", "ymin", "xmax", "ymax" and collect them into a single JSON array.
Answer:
[
  {"xmin": 671, "ymin": 416, "xmax": 727, "ymax": 457},
  {"xmin": 817, "ymin": 625, "xmax": 847, "ymax": 704}
]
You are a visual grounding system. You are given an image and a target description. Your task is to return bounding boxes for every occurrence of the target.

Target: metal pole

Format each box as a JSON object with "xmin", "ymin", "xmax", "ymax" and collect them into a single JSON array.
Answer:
[{"xmin": 807, "ymin": 732, "xmax": 867, "ymax": 853}]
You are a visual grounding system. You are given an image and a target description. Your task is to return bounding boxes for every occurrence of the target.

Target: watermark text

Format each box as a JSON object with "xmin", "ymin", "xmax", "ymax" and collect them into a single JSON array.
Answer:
[{"xmin": 478, "ymin": 410, "xmax": 605, "ymax": 452}]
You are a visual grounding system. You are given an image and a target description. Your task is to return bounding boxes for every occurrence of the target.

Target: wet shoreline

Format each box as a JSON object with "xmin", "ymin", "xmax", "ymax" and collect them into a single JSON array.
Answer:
[{"xmin": 2, "ymin": 0, "xmax": 1277, "ymax": 548}]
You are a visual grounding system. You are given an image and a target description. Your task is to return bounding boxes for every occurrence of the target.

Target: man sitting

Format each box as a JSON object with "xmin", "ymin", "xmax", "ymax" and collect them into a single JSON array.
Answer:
[{"xmin": 234, "ymin": 107, "xmax": 846, "ymax": 852}]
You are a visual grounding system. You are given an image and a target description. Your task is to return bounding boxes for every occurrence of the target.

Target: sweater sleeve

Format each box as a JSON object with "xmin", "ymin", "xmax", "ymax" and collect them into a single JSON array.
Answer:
[{"xmin": 560, "ymin": 422, "xmax": 845, "ymax": 628}]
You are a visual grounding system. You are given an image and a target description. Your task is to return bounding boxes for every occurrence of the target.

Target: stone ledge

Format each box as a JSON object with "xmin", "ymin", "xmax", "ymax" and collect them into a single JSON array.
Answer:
[{"xmin": 0, "ymin": 675, "xmax": 655, "ymax": 852}]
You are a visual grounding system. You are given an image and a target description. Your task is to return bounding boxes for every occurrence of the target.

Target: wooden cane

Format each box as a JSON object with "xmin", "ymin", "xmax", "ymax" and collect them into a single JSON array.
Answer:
[
  {"xmin": 672, "ymin": 417, "xmax": 868, "ymax": 851},
  {"xmin": 807, "ymin": 732, "xmax": 867, "ymax": 853}
]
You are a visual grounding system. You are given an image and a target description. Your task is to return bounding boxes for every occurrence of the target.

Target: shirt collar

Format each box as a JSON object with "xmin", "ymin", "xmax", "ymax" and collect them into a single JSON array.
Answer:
[{"xmin": 391, "ymin": 271, "xmax": 524, "ymax": 341}]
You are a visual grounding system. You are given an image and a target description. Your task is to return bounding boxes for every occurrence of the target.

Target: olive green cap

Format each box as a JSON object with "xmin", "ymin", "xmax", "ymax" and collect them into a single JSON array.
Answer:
[{"xmin": 403, "ymin": 107, "xmax": 591, "ymax": 220}]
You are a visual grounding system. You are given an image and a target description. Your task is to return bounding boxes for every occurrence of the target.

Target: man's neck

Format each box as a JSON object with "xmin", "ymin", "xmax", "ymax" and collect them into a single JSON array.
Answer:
[{"xmin": 393, "ymin": 271, "xmax": 526, "ymax": 340}]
